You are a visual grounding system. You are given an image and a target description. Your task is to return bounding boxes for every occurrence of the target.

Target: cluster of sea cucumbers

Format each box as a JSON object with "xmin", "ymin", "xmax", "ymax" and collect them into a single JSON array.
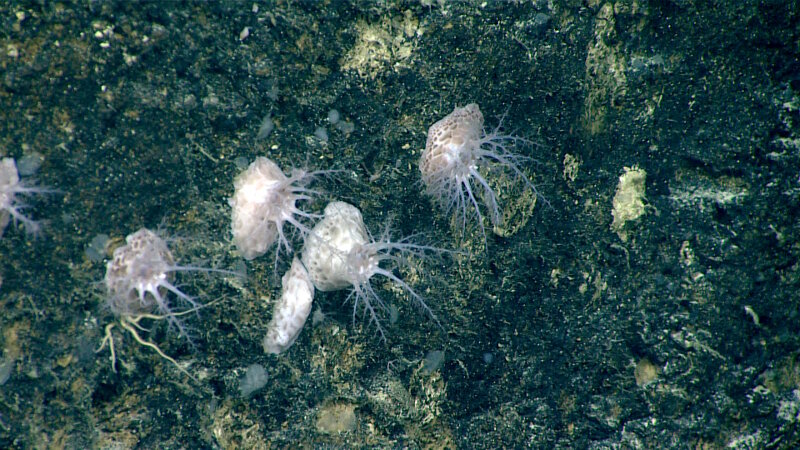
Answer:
[
  {"xmin": 231, "ymin": 103, "xmax": 541, "ymax": 353},
  {"xmin": 3, "ymin": 103, "xmax": 540, "ymax": 378}
]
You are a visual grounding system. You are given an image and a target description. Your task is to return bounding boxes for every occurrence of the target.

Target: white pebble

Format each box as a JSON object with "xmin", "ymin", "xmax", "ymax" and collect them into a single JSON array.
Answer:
[
  {"xmin": 423, "ymin": 350, "xmax": 445, "ymax": 374},
  {"xmin": 85, "ymin": 233, "xmax": 110, "ymax": 263},
  {"xmin": 16, "ymin": 151, "xmax": 44, "ymax": 176},
  {"xmin": 233, "ymin": 156, "xmax": 250, "ymax": 170},
  {"xmin": 336, "ymin": 120, "xmax": 354, "ymax": 134},
  {"xmin": 327, "ymin": 109, "xmax": 340, "ymax": 125},
  {"xmin": 314, "ymin": 126, "xmax": 329, "ymax": 142},
  {"xmin": 0, "ymin": 358, "xmax": 13, "ymax": 385},
  {"xmin": 239, "ymin": 363, "xmax": 268, "ymax": 398},
  {"xmin": 256, "ymin": 114, "xmax": 274, "ymax": 140}
]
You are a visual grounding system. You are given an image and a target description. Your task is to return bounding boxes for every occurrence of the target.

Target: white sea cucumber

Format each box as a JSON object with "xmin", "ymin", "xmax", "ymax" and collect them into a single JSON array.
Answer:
[
  {"xmin": 420, "ymin": 103, "xmax": 541, "ymax": 238},
  {"xmin": 262, "ymin": 257, "xmax": 315, "ymax": 354},
  {"xmin": 301, "ymin": 201, "xmax": 442, "ymax": 339},
  {"xmin": 229, "ymin": 157, "xmax": 328, "ymax": 261}
]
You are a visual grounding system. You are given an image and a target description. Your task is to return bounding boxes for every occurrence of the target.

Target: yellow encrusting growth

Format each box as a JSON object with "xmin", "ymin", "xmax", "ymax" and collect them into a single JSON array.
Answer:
[{"xmin": 611, "ymin": 166, "xmax": 647, "ymax": 241}]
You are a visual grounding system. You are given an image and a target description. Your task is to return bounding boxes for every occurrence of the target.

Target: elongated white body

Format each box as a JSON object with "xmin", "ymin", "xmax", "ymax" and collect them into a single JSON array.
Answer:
[{"xmin": 263, "ymin": 257, "xmax": 315, "ymax": 354}]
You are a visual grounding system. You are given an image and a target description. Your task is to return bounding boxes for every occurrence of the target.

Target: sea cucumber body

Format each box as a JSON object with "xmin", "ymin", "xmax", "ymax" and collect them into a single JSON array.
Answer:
[{"xmin": 263, "ymin": 257, "xmax": 315, "ymax": 354}]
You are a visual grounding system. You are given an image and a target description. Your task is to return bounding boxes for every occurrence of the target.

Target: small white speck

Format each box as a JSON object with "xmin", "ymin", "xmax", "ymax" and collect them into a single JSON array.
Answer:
[{"xmin": 123, "ymin": 52, "xmax": 137, "ymax": 65}]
